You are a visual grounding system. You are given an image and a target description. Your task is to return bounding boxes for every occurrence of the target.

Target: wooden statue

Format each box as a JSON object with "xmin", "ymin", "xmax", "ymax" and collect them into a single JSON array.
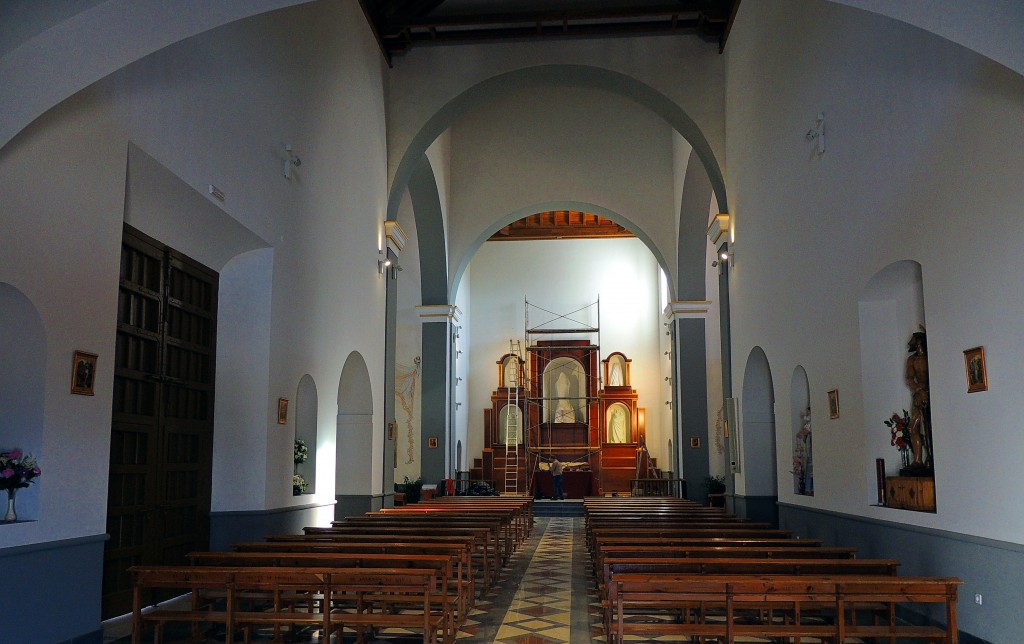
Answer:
[{"xmin": 904, "ymin": 331, "xmax": 931, "ymax": 472}]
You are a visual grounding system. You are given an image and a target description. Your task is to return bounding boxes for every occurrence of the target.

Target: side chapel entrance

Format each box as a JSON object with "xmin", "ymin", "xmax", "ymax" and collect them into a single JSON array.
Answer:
[{"xmin": 102, "ymin": 225, "xmax": 218, "ymax": 617}]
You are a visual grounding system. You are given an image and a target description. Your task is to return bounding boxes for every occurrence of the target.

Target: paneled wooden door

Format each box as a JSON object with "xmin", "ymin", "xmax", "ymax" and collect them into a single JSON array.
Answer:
[{"xmin": 102, "ymin": 225, "xmax": 218, "ymax": 618}]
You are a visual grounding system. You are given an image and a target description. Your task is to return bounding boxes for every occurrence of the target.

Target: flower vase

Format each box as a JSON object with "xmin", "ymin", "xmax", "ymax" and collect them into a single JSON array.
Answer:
[
  {"xmin": 4, "ymin": 489, "xmax": 16, "ymax": 522},
  {"xmin": 900, "ymin": 448, "xmax": 910, "ymax": 471}
]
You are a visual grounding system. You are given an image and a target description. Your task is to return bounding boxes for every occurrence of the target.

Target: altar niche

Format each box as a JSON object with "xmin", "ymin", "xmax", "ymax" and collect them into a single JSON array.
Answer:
[{"xmin": 529, "ymin": 340, "xmax": 599, "ymax": 448}]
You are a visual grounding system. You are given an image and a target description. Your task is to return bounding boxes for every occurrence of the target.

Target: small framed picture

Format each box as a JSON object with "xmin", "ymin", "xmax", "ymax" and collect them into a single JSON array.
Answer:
[
  {"xmin": 427, "ymin": 436, "xmax": 438, "ymax": 449},
  {"xmin": 689, "ymin": 436, "xmax": 701, "ymax": 449},
  {"xmin": 827, "ymin": 389, "xmax": 840, "ymax": 419},
  {"xmin": 964, "ymin": 346, "xmax": 988, "ymax": 393},
  {"xmin": 277, "ymin": 397, "xmax": 289, "ymax": 424},
  {"xmin": 71, "ymin": 351, "xmax": 98, "ymax": 395}
]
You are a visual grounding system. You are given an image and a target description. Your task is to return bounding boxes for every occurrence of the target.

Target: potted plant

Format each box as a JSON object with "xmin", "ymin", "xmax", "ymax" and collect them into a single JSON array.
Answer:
[
  {"xmin": 293, "ymin": 440, "xmax": 309, "ymax": 496},
  {"xmin": 703, "ymin": 474, "xmax": 727, "ymax": 508},
  {"xmin": 398, "ymin": 476, "xmax": 423, "ymax": 504}
]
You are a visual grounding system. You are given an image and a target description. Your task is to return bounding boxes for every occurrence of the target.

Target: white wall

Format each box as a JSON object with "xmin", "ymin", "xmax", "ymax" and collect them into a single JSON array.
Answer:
[
  {"xmin": 464, "ymin": 238, "xmax": 666, "ymax": 465},
  {"xmin": 386, "ymin": 34, "xmax": 724, "ymax": 193},
  {"xmin": 0, "ymin": 0, "xmax": 387, "ymax": 548},
  {"xmin": 725, "ymin": 0, "xmax": 1024, "ymax": 542},
  {"xmin": 449, "ymin": 86, "xmax": 676, "ymax": 289}
]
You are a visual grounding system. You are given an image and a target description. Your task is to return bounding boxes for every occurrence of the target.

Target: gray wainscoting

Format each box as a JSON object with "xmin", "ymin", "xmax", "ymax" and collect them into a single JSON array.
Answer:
[
  {"xmin": 0, "ymin": 534, "xmax": 106, "ymax": 644},
  {"xmin": 780, "ymin": 503, "xmax": 1013, "ymax": 644},
  {"xmin": 209, "ymin": 499, "xmax": 335, "ymax": 551}
]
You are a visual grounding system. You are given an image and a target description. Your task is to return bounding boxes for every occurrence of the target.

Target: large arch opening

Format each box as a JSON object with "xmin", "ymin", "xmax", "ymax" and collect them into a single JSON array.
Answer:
[
  {"xmin": 740, "ymin": 346, "xmax": 778, "ymax": 525},
  {"xmin": 336, "ymin": 351, "xmax": 376, "ymax": 517},
  {"xmin": 390, "ymin": 64, "xmax": 729, "ymax": 310}
]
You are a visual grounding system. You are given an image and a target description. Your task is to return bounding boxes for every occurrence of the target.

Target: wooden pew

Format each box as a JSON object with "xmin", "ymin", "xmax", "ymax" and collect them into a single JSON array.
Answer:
[
  {"xmin": 607, "ymin": 573, "xmax": 962, "ymax": 644},
  {"xmin": 130, "ymin": 566, "xmax": 449, "ymax": 644},
  {"xmin": 233, "ymin": 539, "xmax": 474, "ymax": 618},
  {"xmin": 587, "ymin": 527, "xmax": 795, "ymax": 552},
  {"xmin": 351, "ymin": 514, "xmax": 514, "ymax": 562},
  {"xmin": 305, "ymin": 525, "xmax": 497, "ymax": 591},
  {"xmin": 422, "ymin": 497, "xmax": 535, "ymax": 537},
  {"xmin": 593, "ymin": 544, "xmax": 857, "ymax": 579},
  {"xmin": 376, "ymin": 505, "xmax": 528, "ymax": 547},
  {"xmin": 334, "ymin": 517, "xmax": 509, "ymax": 576},
  {"xmin": 599, "ymin": 557, "xmax": 901, "ymax": 633},
  {"xmin": 187, "ymin": 551, "xmax": 456, "ymax": 640}
]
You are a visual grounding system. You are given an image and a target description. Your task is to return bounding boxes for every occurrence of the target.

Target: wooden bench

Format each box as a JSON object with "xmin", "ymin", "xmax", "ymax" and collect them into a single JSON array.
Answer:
[
  {"xmin": 608, "ymin": 573, "xmax": 962, "ymax": 644},
  {"xmin": 187, "ymin": 551, "xmax": 457, "ymax": 638},
  {"xmin": 346, "ymin": 514, "xmax": 513, "ymax": 565},
  {"xmin": 307, "ymin": 525, "xmax": 498, "ymax": 591},
  {"xmin": 593, "ymin": 544, "xmax": 857, "ymax": 578},
  {"xmin": 231, "ymin": 540, "xmax": 474, "ymax": 619},
  {"xmin": 420, "ymin": 497, "xmax": 535, "ymax": 539},
  {"xmin": 130, "ymin": 565, "xmax": 448, "ymax": 644},
  {"xmin": 599, "ymin": 557, "xmax": 900, "ymax": 636},
  {"xmin": 588, "ymin": 527, "xmax": 795, "ymax": 552},
  {"xmin": 590, "ymin": 535, "xmax": 824, "ymax": 550}
]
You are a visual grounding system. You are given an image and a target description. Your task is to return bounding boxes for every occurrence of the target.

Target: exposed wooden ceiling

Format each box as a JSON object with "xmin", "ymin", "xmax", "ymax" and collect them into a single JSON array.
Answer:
[
  {"xmin": 489, "ymin": 211, "xmax": 635, "ymax": 241},
  {"xmin": 359, "ymin": 0, "xmax": 740, "ymax": 64}
]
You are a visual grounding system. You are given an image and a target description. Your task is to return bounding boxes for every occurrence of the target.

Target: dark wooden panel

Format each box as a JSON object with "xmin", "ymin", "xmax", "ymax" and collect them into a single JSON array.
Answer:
[{"xmin": 103, "ymin": 225, "xmax": 217, "ymax": 618}]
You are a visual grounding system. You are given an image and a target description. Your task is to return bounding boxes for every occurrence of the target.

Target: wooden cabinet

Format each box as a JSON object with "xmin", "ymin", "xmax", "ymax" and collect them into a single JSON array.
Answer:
[{"xmin": 885, "ymin": 476, "xmax": 936, "ymax": 512}]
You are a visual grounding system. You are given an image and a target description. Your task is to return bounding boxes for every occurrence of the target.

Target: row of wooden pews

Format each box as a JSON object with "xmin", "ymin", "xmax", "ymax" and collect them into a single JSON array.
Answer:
[
  {"xmin": 130, "ymin": 495, "xmax": 533, "ymax": 644},
  {"xmin": 585, "ymin": 496, "xmax": 963, "ymax": 643}
]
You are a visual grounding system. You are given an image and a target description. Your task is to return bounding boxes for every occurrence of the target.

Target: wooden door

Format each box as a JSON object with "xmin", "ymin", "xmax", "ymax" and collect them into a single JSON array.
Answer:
[{"xmin": 102, "ymin": 225, "xmax": 218, "ymax": 618}]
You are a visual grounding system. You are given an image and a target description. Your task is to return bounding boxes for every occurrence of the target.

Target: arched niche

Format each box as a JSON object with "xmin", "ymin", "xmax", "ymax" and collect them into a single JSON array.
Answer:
[
  {"xmin": 543, "ymin": 357, "xmax": 587, "ymax": 424},
  {"xmin": 740, "ymin": 347, "xmax": 777, "ymax": 498},
  {"xmin": 790, "ymin": 366, "xmax": 813, "ymax": 496},
  {"xmin": 0, "ymin": 283, "xmax": 46, "ymax": 521},
  {"xmin": 606, "ymin": 402, "xmax": 631, "ymax": 443},
  {"xmin": 858, "ymin": 260, "xmax": 932, "ymax": 493},
  {"xmin": 499, "ymin": 354, "xmax": 523, "ymax": 389},
  {"xmin": 604, "ymin": 352, "xmax": 630, "ymax": 387},
  {"xmin": 498, "ymin": 405, "xmax": 523, "ymax": 445},
  {"xmin": 337, "ymin": 352, "xmax": 374, "ymax": 498},
  {"xmin": 294, "ymin": 374, "xmax": 317, "ymax": 495}
]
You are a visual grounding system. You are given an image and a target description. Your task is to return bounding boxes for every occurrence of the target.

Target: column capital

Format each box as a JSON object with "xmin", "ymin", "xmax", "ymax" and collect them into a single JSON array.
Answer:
[
  {"xmin": 417, "ymin": 304, "xmax": 461, "ymax": 324},
  {"xmin": 665, "ymin": 300, "xmax": 712, "ymax": 320},
  {"xmin": 706, "ymin": 213, "xmax": 730, "ymax": 246},
  {"xmin": 385, "ymin": 220, "xmax": 408, "ymax": 254}
]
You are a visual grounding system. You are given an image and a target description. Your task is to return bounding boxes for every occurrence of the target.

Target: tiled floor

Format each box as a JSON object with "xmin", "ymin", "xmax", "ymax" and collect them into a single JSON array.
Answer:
[{"xmin": 104, "ymin": 516, "xmax": 601, "ymax": 643}]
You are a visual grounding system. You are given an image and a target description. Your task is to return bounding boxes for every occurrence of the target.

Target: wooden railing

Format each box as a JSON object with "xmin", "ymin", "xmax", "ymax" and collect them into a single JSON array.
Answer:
[{"xmin": 630, "ymin": 478, "xmax": 686, "ymax": 498}]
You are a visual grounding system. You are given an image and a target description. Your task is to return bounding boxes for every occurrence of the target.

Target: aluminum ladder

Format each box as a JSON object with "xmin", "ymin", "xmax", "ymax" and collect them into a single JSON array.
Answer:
[{"xmin": 504, "ymin": 340, "xmax": 522, "ymax": 494}]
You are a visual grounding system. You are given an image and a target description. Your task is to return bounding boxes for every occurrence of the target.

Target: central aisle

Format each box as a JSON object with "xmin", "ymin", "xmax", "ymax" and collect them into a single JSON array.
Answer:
[{"xmin": 459, "ymin": 516, "xmax": 598, "ymax": 643}]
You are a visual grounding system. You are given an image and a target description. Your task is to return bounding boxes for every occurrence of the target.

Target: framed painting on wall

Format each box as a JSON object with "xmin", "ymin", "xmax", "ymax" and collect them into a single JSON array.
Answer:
[
  {"xmin": 827, "ymin": 389, "xmax": 840, "ymax": 419},
  {"xmin": 277, "ymin": 398, "xmax": 289, "ymax": 424},
  {"xmin": 71, "ymin": 351, "xmax": 98, "ymax": 395},
  {"xmin": 964, "ymin": 346, "xmax": 988, "ymax": 393}
]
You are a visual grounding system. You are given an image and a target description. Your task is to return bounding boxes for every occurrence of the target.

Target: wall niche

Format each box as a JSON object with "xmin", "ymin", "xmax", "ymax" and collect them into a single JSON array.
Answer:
[{"xmin": 858, "ymin": 260, "xmax": 935, "ymax": 512}]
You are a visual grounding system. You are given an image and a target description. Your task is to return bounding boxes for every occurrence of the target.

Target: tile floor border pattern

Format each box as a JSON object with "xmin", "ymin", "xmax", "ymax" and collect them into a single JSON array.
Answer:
[{"xmin": 462, "ymin": 516, "xmax": 580, "ymax": 643}]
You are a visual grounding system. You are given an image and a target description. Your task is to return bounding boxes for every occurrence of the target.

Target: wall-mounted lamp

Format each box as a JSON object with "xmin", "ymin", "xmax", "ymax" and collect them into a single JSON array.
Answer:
[
  {"xmin": 455, "ymin": 402, "xmax": 462, "ymax": 409},
  {"xmin": 456, "ymin": 377, "xmax": 463, "ymax": 383},
  {"xmin": 283, "ymin": 144, "xmax": 302, "ymax": 179},
  {"xmin": 712, "ymin": 250, "xmax": 730, "ymax": 268},
  {"xmin": 378, "ymin": 250, "xmax": 392, "ymax": 277},
  {"xmin": 805, "ymin": 112, "xmax": 826, "ymax": 154}
]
